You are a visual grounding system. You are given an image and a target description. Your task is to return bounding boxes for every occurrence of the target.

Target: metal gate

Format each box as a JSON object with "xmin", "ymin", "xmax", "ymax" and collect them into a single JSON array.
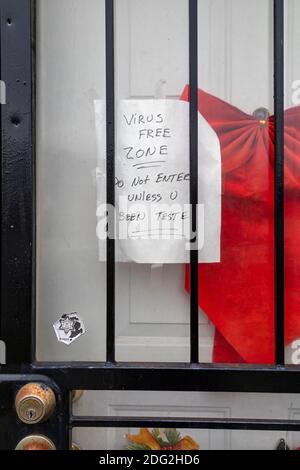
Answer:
[{"xmin": 1, "ymin": 0, "xmax": 299, "ymax": 451}]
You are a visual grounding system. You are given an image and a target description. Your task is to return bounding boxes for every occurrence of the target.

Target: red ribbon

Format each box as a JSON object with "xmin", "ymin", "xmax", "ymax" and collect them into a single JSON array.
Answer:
[{"xmin": 182, "ymin": 86, "xmax": 300, "ymax": 364}]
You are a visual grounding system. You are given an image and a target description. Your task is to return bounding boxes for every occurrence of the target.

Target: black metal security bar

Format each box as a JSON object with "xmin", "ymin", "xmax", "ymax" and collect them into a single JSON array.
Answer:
[
  {"xmin": 189, "ymin": 0, "xmax": 199, "ymax": 364},
  {"xmin": 70, "ymin": 416, "xmax": 300, "ymax": 432},
  {"xmin": 274, "ymin": 0, "xmax": 285, "ymax": 365},
  {"xmin": 0, "ymin": 0, "xmax": 33, "ymax": 364},
  {"xmin": 27, "ymin": 362, "xmax": 300, "ymax": 393},
  {"xmin": 106, "ymin": 0, "xmax": 116, "ymax": 363}
]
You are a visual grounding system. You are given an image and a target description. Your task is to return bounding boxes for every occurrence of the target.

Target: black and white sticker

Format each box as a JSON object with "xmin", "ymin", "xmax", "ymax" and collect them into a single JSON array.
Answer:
[{"xmin": 53, "ymin": 312, "xmax": 86, "ymax": 345}]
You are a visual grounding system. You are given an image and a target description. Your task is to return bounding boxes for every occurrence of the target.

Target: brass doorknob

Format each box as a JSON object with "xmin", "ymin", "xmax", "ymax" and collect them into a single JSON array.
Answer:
[
  {"xmin": 16, "ymin": 435, "xmax": 56, "ymax": 451},
  {"xmin": 15, "ymin": 383, "xmax": 56, "ymax": 424}
]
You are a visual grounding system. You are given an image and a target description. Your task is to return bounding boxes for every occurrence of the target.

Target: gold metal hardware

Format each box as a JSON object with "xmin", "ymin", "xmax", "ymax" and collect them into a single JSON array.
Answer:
[
  {"xmin": 253, "ymin": 107, "xmax": 270, "ymax": 128},
  {"xmin": 15, "ymin": 435, "xmax": 56, "ymax": 451},
  {"xmin": 15, "ymin": 383, "xmax": 56, "ymax": 424}
]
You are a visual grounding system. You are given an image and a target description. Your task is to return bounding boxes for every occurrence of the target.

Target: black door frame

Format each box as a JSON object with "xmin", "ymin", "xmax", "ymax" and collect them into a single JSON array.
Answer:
[{"xmin": 1, "ymin": 0, "xmax": 299, "ymax": 451}]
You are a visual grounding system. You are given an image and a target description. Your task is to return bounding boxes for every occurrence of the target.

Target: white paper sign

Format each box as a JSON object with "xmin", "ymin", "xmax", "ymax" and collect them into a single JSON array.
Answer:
[{"xmin": 95, "ymin": 99, "xmax": 221, "ymax": 264}]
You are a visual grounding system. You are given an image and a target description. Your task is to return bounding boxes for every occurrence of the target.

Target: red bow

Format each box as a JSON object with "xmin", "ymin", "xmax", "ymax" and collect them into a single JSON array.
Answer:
[{"xmin": 182, "ymin": 86, "xmax": 300, "ymax": 364}]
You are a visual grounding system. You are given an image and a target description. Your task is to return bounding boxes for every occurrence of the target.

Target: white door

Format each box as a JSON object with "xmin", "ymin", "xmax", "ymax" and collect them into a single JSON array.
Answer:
[{"xmin": 36, "ymin": 0, "xmax": 300, "ymax": 450}]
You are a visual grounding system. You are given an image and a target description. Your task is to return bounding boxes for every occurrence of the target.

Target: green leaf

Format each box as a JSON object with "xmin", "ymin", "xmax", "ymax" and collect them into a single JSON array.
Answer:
[
  {"xmin": 165, "ymin": 429, "xmax": 182, "ymax": 446},
  {"xmin": 152, "ymin": 429, "xmax": 169, "ymax": 447},
  {"xmin": 126, "ymin": 443, "xmax": 151, "ymax": 451}
]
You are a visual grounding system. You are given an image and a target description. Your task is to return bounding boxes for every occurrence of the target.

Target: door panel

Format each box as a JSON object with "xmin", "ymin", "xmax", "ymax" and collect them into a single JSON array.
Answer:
[
  {"xmin": 73, "ymin": 390, "xmax": 300, "ymax": 450},
  {"xmin": 36, "ymin": 0, "xmax": 107, "ymax": 361}
]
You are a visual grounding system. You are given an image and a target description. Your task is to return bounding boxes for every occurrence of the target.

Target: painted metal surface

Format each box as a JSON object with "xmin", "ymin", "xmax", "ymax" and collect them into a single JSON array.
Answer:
[{"xmin": 0, "ymin": 0, "xmax": 292, "ymax": 451}]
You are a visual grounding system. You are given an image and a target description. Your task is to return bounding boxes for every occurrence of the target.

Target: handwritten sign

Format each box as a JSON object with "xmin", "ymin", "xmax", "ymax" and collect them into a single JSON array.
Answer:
[{"xmin": 95, "ymin": 99, "xmax": 221, "ymax": 264}]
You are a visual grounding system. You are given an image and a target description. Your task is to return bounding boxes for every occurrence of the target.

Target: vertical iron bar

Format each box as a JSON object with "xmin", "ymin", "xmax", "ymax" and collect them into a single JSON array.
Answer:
[
  {"xmin": 31, "ymin": 0, "xmax": 37, "ymax": 364},
  {"xmin": 0, "ymin": 0, "xmax": 33, "ymax": 364},
  {"xmin": 274, "ymin": 0, "xmax": 285, "ymax": 365},
  {"xmin": 189, "ymin": 0, "xmax": 199, "ymax": 364},
  {"xmin": 106, "ymin": 0, "xmax": 115, "ymax": 363}
]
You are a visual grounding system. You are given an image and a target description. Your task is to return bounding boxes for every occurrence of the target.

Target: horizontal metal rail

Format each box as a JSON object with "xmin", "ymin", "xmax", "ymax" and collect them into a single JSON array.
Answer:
[
  {"xmin": 70, "ymin": 416, "xmax": 300, "ymax": 432},
  {"xmin": 2, "ymin": 362, "xmax": 296, "ymax": 393}
]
